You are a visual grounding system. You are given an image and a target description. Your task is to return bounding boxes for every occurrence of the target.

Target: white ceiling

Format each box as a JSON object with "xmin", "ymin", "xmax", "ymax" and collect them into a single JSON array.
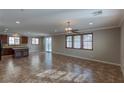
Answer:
[{"xmin": 0, "ymin": 9, "xmax": 124, "ymax": 36}]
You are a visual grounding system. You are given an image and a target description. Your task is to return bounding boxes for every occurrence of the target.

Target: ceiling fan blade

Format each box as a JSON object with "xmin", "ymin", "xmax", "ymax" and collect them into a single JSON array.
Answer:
[
  {"xmin": 71, "ymin": 31, "xmax": 79, "ymax": 34},
  {"xmin": 70, "ymin": 29, "xmax": 80, "ymax": 34},
  {"xmin": 71, "ymin": 29, "xmax": 79, "ymax": 32}
]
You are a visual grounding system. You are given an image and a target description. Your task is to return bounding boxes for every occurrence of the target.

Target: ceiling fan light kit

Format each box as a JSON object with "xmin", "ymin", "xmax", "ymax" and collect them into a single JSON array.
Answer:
[
  {"xmin": 64, "ymin": 21, "xmax": 79, "ymax": 34},
  {"xmin": 65, "ymin": 27, "xmax": 72, "ymax": 32}
]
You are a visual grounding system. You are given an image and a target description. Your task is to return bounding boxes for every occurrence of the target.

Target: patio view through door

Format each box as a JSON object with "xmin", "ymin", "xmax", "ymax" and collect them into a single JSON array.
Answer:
[{"xmin": 45, "ymin": 37, "xmax": 52, "ymax": 52}]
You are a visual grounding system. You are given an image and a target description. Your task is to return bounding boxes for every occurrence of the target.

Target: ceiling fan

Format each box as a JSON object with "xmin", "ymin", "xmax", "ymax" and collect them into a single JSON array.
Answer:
[{"xmin": 64, "ymin": 21, "xmax": 79, "ymax": 34}]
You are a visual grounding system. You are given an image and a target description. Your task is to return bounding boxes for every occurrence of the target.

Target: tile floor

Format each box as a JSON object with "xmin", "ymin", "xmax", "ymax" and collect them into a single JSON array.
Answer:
[{"xmin": 0, "ymin": 52, "xmax": 123, "ymax": 83}]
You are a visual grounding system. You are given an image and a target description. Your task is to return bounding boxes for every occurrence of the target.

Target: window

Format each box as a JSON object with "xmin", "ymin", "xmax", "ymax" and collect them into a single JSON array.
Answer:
[
  {"xmin": 73, "ymin": 35, "xmax": 81, "ymax": 48},
  {"xmin": 9, "ymin": 37, "xmax": 20, "ymax": 45},
  {"xmin": 83, "ymin": 34, "xmax": 93, "ymax": 50},
  {"xmin": 32, "ymin": 38, "xmax": 39, "ymax": 45},
  {"xmin": 66, "ymin": 36, "xmax": 72, "ymax": 48},
  {"xmin": 65, "ymin": 33, "xmax": 93, "ymax": 50}
]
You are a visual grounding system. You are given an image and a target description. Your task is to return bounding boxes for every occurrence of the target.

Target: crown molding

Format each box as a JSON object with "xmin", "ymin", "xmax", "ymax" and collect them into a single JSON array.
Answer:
[
  {"xmin": 52, "ymin": 25, "xmax": 120, "ymax": 36},
  {"xmin": 78, "ymin": 25, "xmax": 120, "ymax": 32}
]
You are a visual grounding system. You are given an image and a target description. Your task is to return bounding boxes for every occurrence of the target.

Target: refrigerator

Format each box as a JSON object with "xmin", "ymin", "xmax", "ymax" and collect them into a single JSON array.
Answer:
[{"xmin": 0, "ymin": 40, "xmax": 2, "ymax": 60}]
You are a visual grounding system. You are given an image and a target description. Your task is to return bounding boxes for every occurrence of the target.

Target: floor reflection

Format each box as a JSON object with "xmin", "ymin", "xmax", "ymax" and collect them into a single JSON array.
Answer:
[
  {"xmin": 44, "ymin": 52, "xmax": 53, "ymax": 69},
  {"xmin": 30, "ymin": 55, "xmax": 41, "ymax": 72},
  {"xmin": 4, "ymin": 60, "xmax": 21, "ymax": 81}
]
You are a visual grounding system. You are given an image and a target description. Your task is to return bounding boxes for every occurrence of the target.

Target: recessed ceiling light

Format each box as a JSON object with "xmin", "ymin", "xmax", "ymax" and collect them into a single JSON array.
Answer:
[
  {"xmin": 16, "ymin": 21, "xmax": 20, "ymax": 24},
  {"xmin": 89, "ymin": 22, "xmax": 93, "ymax": 25}
]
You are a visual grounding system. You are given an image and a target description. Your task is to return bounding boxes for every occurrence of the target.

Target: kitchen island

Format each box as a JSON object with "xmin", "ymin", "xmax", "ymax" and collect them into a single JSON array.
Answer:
[{"xmin": 12, "ymin": 48, "xmax": 29, "ymax": 58}]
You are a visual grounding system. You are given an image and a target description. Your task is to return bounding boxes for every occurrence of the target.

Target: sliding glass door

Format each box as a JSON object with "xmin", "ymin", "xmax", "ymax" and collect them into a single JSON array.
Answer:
[{"xmin": 45, "ymin": 37, "xmax": 52, "ymax": 52}]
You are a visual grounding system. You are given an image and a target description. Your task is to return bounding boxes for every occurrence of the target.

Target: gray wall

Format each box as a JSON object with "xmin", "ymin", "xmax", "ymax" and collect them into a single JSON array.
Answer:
[
  {"xmin": 121, "ymin": 23, "xmax": 124, "ymax": 75},
  {"xmin": 52, "ymin": 28, "xmax": 120, "ymax": 65},
  {"xmin": 27, "ymin": 37, "xmax": 44, "ymax": 53}
]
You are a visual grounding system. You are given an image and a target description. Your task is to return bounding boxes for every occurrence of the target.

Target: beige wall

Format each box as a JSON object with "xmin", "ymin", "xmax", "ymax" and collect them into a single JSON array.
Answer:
[
  {"xmin": 52, "ymin": 28, "xmax": 120, "ymax": 65},
  {"xmin": 121, "ymin": 23, "xmax": 124, "ymax": 75}
]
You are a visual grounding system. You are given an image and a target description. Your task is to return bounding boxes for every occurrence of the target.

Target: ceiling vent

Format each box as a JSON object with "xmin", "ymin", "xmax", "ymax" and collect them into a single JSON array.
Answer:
[{"xmin": 92, "ymin": 10, "xmax": 103, "ymax": 16}]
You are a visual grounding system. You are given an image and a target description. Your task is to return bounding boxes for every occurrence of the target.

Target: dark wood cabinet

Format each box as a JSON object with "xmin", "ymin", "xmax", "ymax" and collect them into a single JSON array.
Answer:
[
  {"xmin": 2, "ymin": 48, "xmax": 29, "ymax": 58},
  {"xmin": 0, "ymin": 35, "xmax": 28, "ymax": 44},
  {"xmin": 0, "ymin": 40, "xmax": 1, "ymax": 60},
  {"xmin": 0, "ymin": 35, "xmax": 8, "ymax": 44},
  {"xmin": 2, "ymin": 48, "xmax": 14, "ymax": 55},
  {"xmin": 21, "ymin": 36, "xmax": 28, "ymax": 44}
]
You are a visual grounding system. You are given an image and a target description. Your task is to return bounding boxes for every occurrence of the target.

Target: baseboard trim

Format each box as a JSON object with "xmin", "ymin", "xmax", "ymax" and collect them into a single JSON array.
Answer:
[
  {"xmin": 52, "ymin": 52, "xmax": 121, "ymax": 66},
  {"xmin": 29, "ymin": 51, "xmax": 45, "ymax": 54}
]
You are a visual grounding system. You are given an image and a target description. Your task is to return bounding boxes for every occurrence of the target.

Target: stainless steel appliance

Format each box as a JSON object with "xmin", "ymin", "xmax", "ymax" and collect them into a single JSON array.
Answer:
[{"xmin": 0, "ymin": 40, "xmax": 2, "ymax": 60}]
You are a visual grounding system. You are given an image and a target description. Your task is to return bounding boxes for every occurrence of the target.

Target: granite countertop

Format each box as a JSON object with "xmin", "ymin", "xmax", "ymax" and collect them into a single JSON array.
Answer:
[
  {"xmin": 3, "ymin": 46, "xmax": 28, "ymax": 50},
  {"xmin": 3, "ymin": 45, "xmax": 28, "ymax": 49},
  {"xmin": 12, "ymin": 47, "xmax": 28, "ymax": 50}
]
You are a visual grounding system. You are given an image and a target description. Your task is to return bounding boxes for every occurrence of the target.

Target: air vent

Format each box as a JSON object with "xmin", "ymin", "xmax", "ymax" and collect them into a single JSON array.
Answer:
[{"xmin": 92, "ymin": 10, "xmax": 103, "ymax": 16}]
